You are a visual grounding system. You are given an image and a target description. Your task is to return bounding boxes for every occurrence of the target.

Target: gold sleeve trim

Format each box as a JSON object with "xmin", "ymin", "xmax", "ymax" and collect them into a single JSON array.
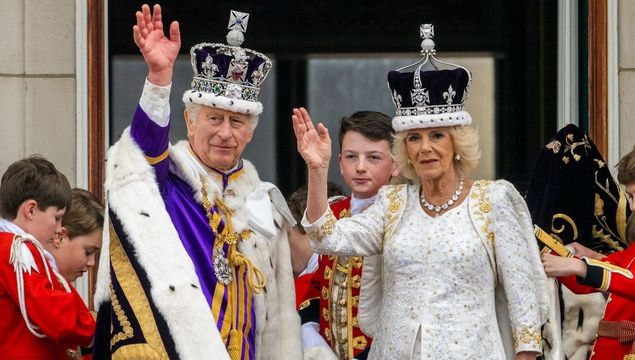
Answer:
[
  {"xmin": 584, "ymin": 257, "xmax": 634, "ymax": 279},
  {"xmin": 146, "ymin": 150, "xmax": 168, "ymax": 165},
  {"xmin": 307, "ymin": 209, "xmax": 337, "ymax": 242},
  {"xmin": 513, "ymin": 327, "xmax": 542, "ymax": 348},
  {"xmin": 600, "ymin": 268, "xmax": 610, "ymax": 292},
  {"xmin": 145, "ymin": 149, "xmax": 169, "ymax": 165}
]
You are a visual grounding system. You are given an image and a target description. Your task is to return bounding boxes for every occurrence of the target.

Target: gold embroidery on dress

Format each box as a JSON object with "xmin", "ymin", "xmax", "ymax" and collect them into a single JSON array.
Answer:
[
  {"xmin": 384, "ymin": 185, "xmax": 405, "ymax": 241},
  {"xmin": 307, "ymin": 209, "xmax": 337, "ymax": 242},
  {"xmin": 513, "ymin": 327, "xmax": 542, "ymax": 348},
  {"xmin": 473, "ymin": 181, "xmax": 495, "ymax": 245}
]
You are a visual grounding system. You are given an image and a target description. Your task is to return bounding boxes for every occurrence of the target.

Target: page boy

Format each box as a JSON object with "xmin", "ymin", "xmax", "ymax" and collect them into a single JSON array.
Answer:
[{"xmin": 296, "ymin": 111, "xmax": 398, "ymax": 359}]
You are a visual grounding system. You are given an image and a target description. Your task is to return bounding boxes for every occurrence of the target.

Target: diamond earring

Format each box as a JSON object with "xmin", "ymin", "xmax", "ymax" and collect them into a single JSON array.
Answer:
[{"xmin": 455, "ymin": 154, "xmax": 461, "ymax": 161}]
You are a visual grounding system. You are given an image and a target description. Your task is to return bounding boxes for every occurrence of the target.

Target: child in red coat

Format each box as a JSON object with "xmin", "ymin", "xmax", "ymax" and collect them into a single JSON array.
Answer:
[
  {"xmin": 542, "ymin": 146, "xmax": 635, "ymax": 360},
  {"xmin": 0, "ymin": 156, "xmax": 96, "ymax": 359},
  {"xmin": 46, "ymin": 188, "xmax": 104, "ymax": 360}
]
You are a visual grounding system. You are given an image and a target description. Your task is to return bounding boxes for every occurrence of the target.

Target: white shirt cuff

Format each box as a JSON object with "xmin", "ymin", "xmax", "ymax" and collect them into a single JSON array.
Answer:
[
  {"xmin": 301, "ymin": 322, "xmax": 331, "ymax": 349},
  {"xmin": 298, "ymin": 253, "xmax": 319, "ymax": 277},
  {"xmin": 139, "ymin": 78, "xmax": 172, "ymax": 127}
]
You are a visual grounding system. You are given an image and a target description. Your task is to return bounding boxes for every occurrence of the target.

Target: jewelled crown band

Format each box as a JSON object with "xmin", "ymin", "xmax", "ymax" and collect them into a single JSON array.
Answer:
[{"xmin": 388, "ymin": 24, "xmax": 473, "ymax": 132}]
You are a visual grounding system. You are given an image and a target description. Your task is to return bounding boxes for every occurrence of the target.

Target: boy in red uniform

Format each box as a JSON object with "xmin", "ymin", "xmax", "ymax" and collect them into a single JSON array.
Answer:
[
  {"xmin": 295, "ymin": 111, "xmax": 398, "ymax": 359},
  {"xmin": 541, "ymin": 145, "xmax": 635, "ymax": 360},
  {"xmin": 0, "ymin": 156, "xmax": 95, "ymax": 359}
]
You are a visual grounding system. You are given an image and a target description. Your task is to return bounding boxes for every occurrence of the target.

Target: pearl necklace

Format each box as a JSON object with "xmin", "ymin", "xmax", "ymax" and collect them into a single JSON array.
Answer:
[{"xmin": 420, "ymin": 178, "xmax": 465, "ymax": 216}]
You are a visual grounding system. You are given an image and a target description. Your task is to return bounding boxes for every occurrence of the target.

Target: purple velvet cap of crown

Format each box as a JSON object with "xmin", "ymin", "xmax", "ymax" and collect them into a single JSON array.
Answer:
[
  {"xmin": 388, "ymin": 67, "xmax": 472, "ymax": 132},
  {"xmin": 184, "ymin": 42, "xmax": 272, "ymax": 115}
]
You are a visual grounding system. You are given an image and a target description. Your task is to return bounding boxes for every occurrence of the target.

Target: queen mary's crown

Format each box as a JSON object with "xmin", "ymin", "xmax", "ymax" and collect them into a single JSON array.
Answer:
[
  {"xmin": 387, "ymin": 24, "xmax": 473, "ymax": 132},
  {"xmin": 182, "ymin": 10, "xmax": 272, "ymax": 115}
]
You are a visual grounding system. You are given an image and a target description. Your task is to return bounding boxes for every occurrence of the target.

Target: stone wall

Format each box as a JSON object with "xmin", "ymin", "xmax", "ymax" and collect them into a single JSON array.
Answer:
[{"xmin": 0, "ymin": 0, "xmax": 77, "ymax": 185}]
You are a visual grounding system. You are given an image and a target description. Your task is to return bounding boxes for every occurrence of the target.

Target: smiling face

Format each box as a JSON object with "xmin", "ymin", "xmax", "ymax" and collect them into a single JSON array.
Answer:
[
  {"xmin": 404, "ymin": 127, "xmax": 457, "ymax": 182},
  {"xmin": 52, "ymin": 228, "xmax": 102, "ymax": 282},
  {"xmin": 185, "ymin": 106, "xmax": 254, "ymax": 171},
  {"xmin": 339, "ymin": 131, "xmax": 397, "ymax": 199}
]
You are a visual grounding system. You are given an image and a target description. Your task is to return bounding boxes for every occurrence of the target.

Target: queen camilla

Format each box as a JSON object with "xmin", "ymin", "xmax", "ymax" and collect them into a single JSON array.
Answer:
[{"xmin": 293, "ymin": 25, "xmax": 550, "ymax": 360}]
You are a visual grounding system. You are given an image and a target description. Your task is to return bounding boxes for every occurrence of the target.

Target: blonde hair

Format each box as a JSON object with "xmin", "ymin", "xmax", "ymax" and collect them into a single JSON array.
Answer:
[
  {"xmin": 393, "ymin": 125, "xmax": 481, "ymax": 180},
  {"xmin": 184, "ymin": 102, "xmax": 259, "ymax": 130}
]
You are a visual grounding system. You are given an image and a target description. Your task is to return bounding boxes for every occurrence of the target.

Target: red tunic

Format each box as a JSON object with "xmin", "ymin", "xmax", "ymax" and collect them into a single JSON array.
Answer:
[
  {"xmin": 0, "ymin": 232, "xmax": 95, "ymax": 359},
  {"xmin": 558, "ymin": 244, "xmax": 635, "ymax": 360},
  {"xmin": 296, "ymin": 197, "xmax": 372, "ymax": 359}
]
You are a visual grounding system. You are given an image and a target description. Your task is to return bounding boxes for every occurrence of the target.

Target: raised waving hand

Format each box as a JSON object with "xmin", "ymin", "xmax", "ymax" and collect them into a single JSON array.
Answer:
[
  {"xmin": 292, "ymin": 107, "xmax": 332, "ymax": 170},
  {"xmin": 292, "ymin": 107, "xmax": 331, "ymax": 222},
  {"xmin": 133, "ymin": 4, "xmax": 181, "ymax": 86}
]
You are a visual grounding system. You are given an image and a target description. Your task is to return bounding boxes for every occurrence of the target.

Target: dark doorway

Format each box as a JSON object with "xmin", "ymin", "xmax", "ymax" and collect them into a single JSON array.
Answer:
[{"xmin": 108, "ymin": 0, "xmax": 558, "ymax": 195}]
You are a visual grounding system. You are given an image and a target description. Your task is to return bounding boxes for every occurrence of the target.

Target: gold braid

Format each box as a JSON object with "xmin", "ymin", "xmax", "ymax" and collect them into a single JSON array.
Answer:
[{"xmin": 200, "ymin": 176, "xmax": 268, "ymax": 360}]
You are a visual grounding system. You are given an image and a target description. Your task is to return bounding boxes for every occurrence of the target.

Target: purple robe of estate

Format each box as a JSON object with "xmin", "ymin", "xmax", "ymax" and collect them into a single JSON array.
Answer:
[{"xmin": 130, "ymin": 106, "xmax": 256, "ymax": 359}]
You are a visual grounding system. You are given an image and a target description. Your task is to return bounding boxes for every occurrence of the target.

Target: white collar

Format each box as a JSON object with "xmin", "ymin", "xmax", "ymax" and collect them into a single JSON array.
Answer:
[
  {"xmin": 0, "ymin": 219, "xmax": 59, "ymax": 272},
  {"xmin": 0, "ymin": 218, "xmax": 26, "ymax": 235},
  {"xmin": 350, "ymin": 194, "xmax": 378, "ymax": 215}
]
